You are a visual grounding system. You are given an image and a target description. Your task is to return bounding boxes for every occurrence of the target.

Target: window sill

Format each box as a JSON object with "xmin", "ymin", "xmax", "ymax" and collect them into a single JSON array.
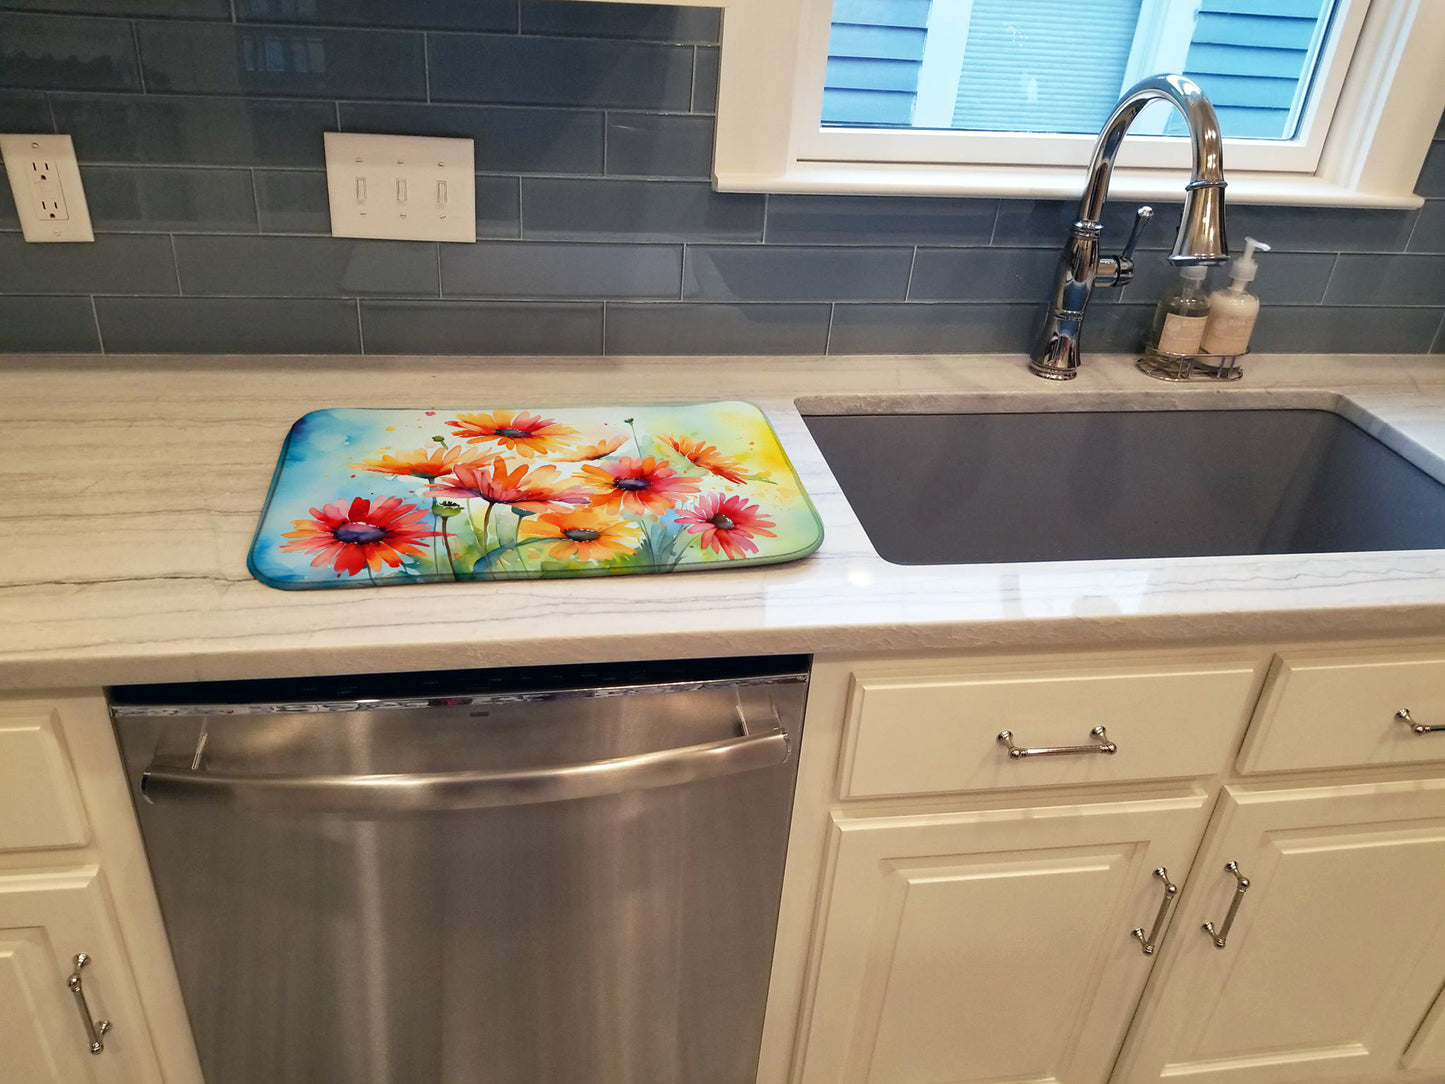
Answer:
[{"xmin": 715, "ymin": 162, "xmax": 1425, "ymax": 209}]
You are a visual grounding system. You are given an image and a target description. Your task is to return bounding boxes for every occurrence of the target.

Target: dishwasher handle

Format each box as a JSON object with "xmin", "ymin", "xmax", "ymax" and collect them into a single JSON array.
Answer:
[{"xmin": 140, "ymin": 720, "xmax": 791, "ymax": 814}]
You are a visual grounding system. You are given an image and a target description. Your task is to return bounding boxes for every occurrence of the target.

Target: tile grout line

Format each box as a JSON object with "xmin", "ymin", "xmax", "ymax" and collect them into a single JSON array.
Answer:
[
  {"xmin": 903, "ymin": 246, "xmax": 918, "ymax": 301},
  {"xmin": 435, "ymin": 242, "xmax": 443, "ymax": 298},
  {"xmin": 422, "ymin": 31, "xmax": 432, "ymax": 104},
  {"xmin": 90, "ymin": 295, "xmax": 106, "ymax": 353},
  {"xmin": 355, "ymin": 298, "xmax": 366, "ymax": 353},
  {"xmin": 130, "ymin": 20, "xmax": 147, "ymax": 94},
  {"xmin": 823, "ymin": 302, "xmax": 835, "ymax": 354},
  {"xmin": 43, "ymin": 91, "xmax": 59, "ymax": 133},
  {"xmin": 248, "ymin": 167, "xmax": 263, "ymax": 233},
  {"xmin": 168, "ymin": 233, "xmax": 183, "ymax": 294},
  {"xmin": 688, "ymin": 45, "xmax": 698, "ymax": 114},
  {"xmin": 600, "ymin": 300, "xmax": 608, "ymax": 354}
]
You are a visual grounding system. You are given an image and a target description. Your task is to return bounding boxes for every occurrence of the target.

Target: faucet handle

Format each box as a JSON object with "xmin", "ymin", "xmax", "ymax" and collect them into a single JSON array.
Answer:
[{"xmin": 1121, "ymin": 205, "xmax": 1154, "ymax": 262}]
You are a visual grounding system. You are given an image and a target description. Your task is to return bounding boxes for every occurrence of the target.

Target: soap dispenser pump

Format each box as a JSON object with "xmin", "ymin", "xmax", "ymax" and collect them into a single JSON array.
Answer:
[{"xmin": 1200, "ymin": 237, "xmax": 1271, "ymax": 355}]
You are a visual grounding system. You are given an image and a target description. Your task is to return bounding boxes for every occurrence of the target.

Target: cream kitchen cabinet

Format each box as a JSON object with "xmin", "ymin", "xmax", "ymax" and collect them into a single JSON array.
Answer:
[
  {"xmin": 764, "ymin": 644, "xmax": 1445, "ymax": 1084},
  {"xmin": 1113, "ymin": 776, "xmax": 1445, "ymax": 1083},
  {"xmin": 0, "ymin": 694, "xmax": 204, "ymax": 1084},
  {"xmin": 794, "ymin": 792, "xmax": 1212, "ymax": 1084}
]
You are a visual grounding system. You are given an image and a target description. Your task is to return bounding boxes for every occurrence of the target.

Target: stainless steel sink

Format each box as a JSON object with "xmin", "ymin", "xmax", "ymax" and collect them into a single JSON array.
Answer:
[{"xmin": 803, "ymin": 408, "xmax": 1445, "ymax": 564}]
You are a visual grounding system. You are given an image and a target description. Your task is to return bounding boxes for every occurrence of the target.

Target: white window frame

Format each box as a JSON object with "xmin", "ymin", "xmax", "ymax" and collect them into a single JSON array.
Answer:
[{"xmin": 589, "ymin": 0, "xmax": 1445, "ymax": 207}]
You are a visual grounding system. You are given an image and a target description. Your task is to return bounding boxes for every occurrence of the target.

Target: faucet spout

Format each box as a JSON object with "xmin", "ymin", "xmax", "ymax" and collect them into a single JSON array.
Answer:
[{"xmin": 1030, "ymin": 74, "xmax": 1229, "ymax": 381}]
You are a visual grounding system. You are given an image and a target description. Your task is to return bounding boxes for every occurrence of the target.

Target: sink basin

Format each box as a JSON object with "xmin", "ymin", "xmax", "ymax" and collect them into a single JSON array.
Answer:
[{"xmin": 803, "ymin": 408, "xmax": 1445, "ymax": 564}]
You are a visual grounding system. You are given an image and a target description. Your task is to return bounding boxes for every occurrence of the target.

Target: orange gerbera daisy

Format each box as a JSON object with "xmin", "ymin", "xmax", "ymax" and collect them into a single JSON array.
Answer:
[
  {"xmin": 353, "ymin": 445, "xmax": 483, "ymax": 481},
  {"xmin": 661, "ymin": 434, "xmax": 747, "ymax": 485},
  {"xmin": 674, "ymin": 494, "xmax": 777, "ymax": 559},
  {"xmin": 553, "ymin": 433, "xmax": 628, "ymax": 462},
  {"xmin": 579, "ymin": 456, "xmax": 701, "ymax": 516},
  {"xmin": 518, "ymin": 508, "xmax": 642, "ymax": 562},
  {"xmin": 280, "ymin": 496, "xmax": 435, "ymax": 576},
  {"xmin": 427, "ymin": 458, "xmax": 589, "ymax": 513},
  {"xmin": 446, "ymin": 410, "xmax": 579, "ymax": 458}
]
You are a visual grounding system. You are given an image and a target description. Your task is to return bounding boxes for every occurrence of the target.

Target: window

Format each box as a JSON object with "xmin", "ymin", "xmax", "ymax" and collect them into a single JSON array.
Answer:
[{"xmin": 637, "ymin": 0, "xmax": 1445, "ymax": 206}]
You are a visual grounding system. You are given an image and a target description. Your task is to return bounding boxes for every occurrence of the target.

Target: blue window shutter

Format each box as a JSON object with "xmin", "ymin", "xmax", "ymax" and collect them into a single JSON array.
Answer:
[
  {"xmin": 823, "ymin": 0, "xmax": 930, "ymax": 127},
  {"xmin": 1172, "ymin": 0, "xmax": 1331, "ymax": 139}
]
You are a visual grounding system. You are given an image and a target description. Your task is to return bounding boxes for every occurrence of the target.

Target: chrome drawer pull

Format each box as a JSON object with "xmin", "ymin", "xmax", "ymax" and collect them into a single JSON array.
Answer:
[
  {"xmin": 996, "ymin": 725, "xmax": 1117, "ymax": 760},
  {"xmin": 1201, "ymin": 861, "xmax": 1250, "ymax": 949},
  {"xmin": 1396, "ymin": 709, "xmax": 1445, "ymax": 735},
  {"xmin": 1130, "ymin": 867, "xmax": 1179, "ymax": 956},
  {"xmin": 66, "ymin": 953, "xmax": 111, "ymax": 1055}
]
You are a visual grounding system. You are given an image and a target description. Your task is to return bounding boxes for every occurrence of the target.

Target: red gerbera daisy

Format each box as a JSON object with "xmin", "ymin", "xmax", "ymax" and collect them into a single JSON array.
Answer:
[
  {"xmin": 661, "ymin": 434, "xmax": 747, "ymax": 485},
  {"xmin": 674, "ymin": 493, "xmax": 777, "ymax": 559},
  {"xmin": 579, "ymin": 456, "xmax": 702, "ymax": 516},
  {"xmin": 280, "ymin": 496, "xmax": 436, "ymax": 576}
]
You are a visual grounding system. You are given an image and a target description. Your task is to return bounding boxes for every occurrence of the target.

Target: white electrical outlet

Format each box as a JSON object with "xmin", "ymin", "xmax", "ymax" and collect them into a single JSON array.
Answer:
[
  {"xmin": 324, "ymin": 132, "xmax": 476, "ymax": 243},
  {"xmin": 0, "ymin": 133, "xmax": 94, "ymax": 243}
]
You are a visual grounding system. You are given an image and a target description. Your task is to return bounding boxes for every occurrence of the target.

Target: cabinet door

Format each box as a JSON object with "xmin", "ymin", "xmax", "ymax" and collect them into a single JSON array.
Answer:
[
  {"xmin": 0, "ymin": 866, "xmax": 163, "ymax": 1084},
  {"xmin": 795, "ymin": 793, "xmax": 1212, "ymax": 1084},
  {"xmin": 1115, "ymin": 777, "xmax": 1445, "ymax": 1083}
]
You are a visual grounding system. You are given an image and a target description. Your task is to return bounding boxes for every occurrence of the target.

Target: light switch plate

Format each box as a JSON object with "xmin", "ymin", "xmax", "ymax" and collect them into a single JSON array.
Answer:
[
  {"xmin": 0, "ymin": 133, "xmax": 94, "ymax": 243},
  {"xmin": 324, "ymin": 132, "xmax": 476, "ymax": 243}
]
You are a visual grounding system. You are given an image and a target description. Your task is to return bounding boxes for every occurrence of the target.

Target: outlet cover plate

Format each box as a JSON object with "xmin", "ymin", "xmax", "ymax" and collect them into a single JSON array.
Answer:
[
  {"xmin": 0, "ymin": 133, "xmax": 94, "ymax": 243},
  {"xmin": 324, "ymin": 132, "xmax": 475, "ymax": 243}
]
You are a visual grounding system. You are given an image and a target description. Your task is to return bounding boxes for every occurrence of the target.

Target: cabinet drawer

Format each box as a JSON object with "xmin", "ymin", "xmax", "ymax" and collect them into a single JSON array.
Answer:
[
  {"xmin": 0, "ymin": 705, "xmax": 88, "ymax": 850},
  {"xmin": 1239, "ymin": 650, "xmax": 1445, "ymax": 774},
  {"xmin": 841, "ymin": 662, "xmax": 1259, "ymax": 798}
]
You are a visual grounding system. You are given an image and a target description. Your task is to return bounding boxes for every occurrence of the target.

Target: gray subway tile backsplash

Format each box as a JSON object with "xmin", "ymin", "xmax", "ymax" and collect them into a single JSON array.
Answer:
[
  {"xmin": 0, "ymin": 90, "xmax": 54, "ymax": 131},
  {"xmin": 0, "ymin": 6, "xmax": 1441, "ymax": 358},
  {"xmin": 684, "ymin": 245, "xmax": 913, "ymax": 302},
  {"xmin": 253, "ymin": 169, "xmax": 330, "ymax": 233},
  {"xmin": 360, "ymin": 300, "xmax": 603, "ymax": 355},
  {"xmin": 84, "ymin": 166, "xmax": 258, "ymax": 232},
  {"xmin": 137, "ymin": 21, "xmax": 427, "ymax": 100},
  {"xmin": 51, "ymin": 94, "xmax": 337, "ymax": 166},
  {"xmin": 0, "ymin": 296, "xmax": 99, "ymax": 351},
  {"xmin": 1324, "ymin": 253, "xmax": 1445, "ymax": 307},
  {"xmin": 518, "ymin": 1, "xmax": 721, "ymax": 44},
  {"xmin": 428, "ymin": 33, "xmax": 692, "ymax": 111},
  {"xmin": 0, "ymin": 0, "xmax": 229, "ymax": 16},
  {"xmin": 0, "ymin": 13, "xmax": 141, "ymax": 92},
  {"xmin": 0, "ymin": 233, "xmax": 178, "ymax": 294},
  {"xmin": 766, "ymin": 195, "xmax": 998, "ymax": 246},
  {"xmin": 828, "ymin": 302, "xmax": 1043, "ymax": 355},
  {"xmin": 605, "ymin": 302, "xmax": 831, "ymax": 355},
  {"xmin": 605, "ymin": 113, "xmax": 714, "ymax": 178},
  {"xmin": 1252, "ymin": 305, "xmax": 1445, "ymax": 354},
  {"xmin": 234, "ymin": 0, "xmax": 518, "ymax": 32},
  {"xmin": 442, "ymin": 241, "xmax": 682, "ymax": 299},
  {"xmin": 175, "ymin": 235, "xmax": 439, "ymax": 297},
  {"xmin": 521, "ymin": 178, "xmax": 764, "ymax": 242},
  {"xmin": 340, "ymin": 102, "xmax": 604, "ymax": 175},
  {"xmin": 909, "ymin": 247, "xmax": 1060, "ymax": 302},
  {"xmin": 96, "ymin": 296, "xmax": 362, "ymax": 353}
]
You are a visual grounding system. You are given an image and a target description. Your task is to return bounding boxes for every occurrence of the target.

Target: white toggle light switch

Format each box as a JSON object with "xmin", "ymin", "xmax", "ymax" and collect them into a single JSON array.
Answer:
[{"xmin": 324, "ymin": 132, "xmax": 475, "ymax": 243}]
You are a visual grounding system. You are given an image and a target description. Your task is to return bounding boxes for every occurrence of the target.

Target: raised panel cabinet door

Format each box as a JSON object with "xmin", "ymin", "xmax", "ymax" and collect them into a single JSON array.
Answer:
[
  {"xmin": 0, "ymin": 866, "xmax": 164, "ymax": 1084},
  {"xmin": 794, "ymin": 792, "xmax": 1212, "ymax": 1084},
  {"xmin": 1113, "ymin": 777, "xmax": 1445, "ymax": 1083}
]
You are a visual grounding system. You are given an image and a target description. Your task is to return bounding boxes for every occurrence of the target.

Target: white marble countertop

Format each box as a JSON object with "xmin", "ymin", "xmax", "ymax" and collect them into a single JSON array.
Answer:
[{"xmin": 6, "ymin": 350, "xmax": 1445, "ymax": 691}]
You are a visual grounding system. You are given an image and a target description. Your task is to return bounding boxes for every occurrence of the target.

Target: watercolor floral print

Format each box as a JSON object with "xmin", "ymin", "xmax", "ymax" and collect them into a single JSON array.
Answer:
[{"xmin": 250, "ymin": 402, "xmax": 823, "ymax": 589}]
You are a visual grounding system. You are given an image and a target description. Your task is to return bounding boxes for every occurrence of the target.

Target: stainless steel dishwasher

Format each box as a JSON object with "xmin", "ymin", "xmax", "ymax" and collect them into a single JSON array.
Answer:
[{"xmin": 110, "ymin": 656, "xmax": 809, "ymax": 1084}]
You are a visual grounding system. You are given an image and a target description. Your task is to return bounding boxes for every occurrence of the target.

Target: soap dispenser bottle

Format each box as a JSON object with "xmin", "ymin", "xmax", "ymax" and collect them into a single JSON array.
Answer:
[
  {"xmin": 1145, "ymin": 264, "xmax": 1211, "ymax": 355},
  {"xmin": 1200, "ymin": 237, "xmax": 1271, "ymax": 356}
]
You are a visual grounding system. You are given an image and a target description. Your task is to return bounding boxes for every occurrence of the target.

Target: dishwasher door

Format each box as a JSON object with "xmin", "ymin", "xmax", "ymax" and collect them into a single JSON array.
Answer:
[{"xmin": 111, "ymin": 657, "xmax": 808, "ymax": 1084}]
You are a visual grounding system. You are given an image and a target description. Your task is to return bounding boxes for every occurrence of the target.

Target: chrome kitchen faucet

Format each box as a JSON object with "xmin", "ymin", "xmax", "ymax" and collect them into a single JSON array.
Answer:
[{"xmin": 1030, "ymin": 74, "xmax": 1230, "ymax": 380}]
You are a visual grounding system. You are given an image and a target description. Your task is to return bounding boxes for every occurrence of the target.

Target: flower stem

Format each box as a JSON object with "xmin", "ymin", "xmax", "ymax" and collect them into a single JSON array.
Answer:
[
  {"xmin": 479, "ymin": 502, "xmax": 496, "ymax": 579},
  {"xmin": 668, "ymin": 533, "xmax": 698, "ymax": 570},
  {"xmin": 625, "ymin": 417, "xmax": 645, "ymax": 457},
  {"xmin": 440, "ymin": 521, "xmax": 457, "ymax": 580}
]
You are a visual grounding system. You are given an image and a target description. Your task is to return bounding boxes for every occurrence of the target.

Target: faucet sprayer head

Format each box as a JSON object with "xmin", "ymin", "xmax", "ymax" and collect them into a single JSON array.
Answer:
[{"xmin": 1170, "ymin": 178, "xmax": 1230, "ymax": 265}]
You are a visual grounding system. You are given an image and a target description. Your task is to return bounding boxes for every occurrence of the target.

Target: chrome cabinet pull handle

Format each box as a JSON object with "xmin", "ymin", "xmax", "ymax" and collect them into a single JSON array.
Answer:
[
  {"xmin": 66, "ymin": 953, "xmax": 111, "ymax": 1055},
  {"xmin": 1396, "ymin": 709, "xmax": 1445, "ymax": 735},
  {"xmin": 1130, "ymin": 867, "xmax": 1179, "ymax": 956},
  {"xmin": 996, "ymin": 725, "xmax": 1117, "ymax": 759},
  {"xmin": 1201, "ymin": 861, "xmax": 1251, "ymax": 949}
]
